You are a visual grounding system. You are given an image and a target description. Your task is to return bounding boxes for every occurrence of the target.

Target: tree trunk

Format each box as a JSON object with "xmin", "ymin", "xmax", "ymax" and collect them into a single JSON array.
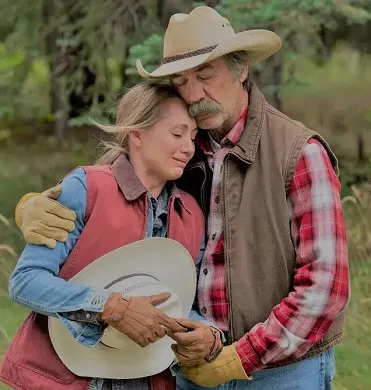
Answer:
[
  {"xmin": 43, "ymin": 0, "xmax": 68, "ymax": 139},
  {"xmin": 357, "ymin": 134, "xmax": 366, "ymax": 164},
  {"xmin": 44, "ymin": 0, "xmax": 103, "ymax": 139},
  {"xmin": 64, "ymin": 5, "xmax": 101, "ymax": 119}
]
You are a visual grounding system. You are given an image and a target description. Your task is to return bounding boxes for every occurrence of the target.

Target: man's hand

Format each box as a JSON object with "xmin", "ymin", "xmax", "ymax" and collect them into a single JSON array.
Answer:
[
  {"xmin": 179, "ymin": 343, "xmax": 251, "ymax": 387},
  {"xmin": 167, "ymin": 318, "xmax": 223, "ymax": 366},
  {"xmin": 99, "ymin": 292, "xmax": 187, "ymax": 347},
  {"xmin": 15, "ymin": 185, "xmax": 76, "ymax": 249}
]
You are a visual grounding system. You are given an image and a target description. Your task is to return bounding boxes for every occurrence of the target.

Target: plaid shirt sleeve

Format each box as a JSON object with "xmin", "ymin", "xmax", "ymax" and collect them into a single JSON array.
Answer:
[{"xmin": 235, "ymin": 139, "xmax": 350, "ymax": 373}]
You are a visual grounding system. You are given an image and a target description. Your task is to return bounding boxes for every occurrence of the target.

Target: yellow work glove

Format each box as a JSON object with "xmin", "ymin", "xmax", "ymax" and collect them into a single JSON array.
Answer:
[
  {"xmin": 14, "ymin": 185, "xmax": 76, "ymax": 249},
  {"xmin": 179, "ymin": 343, "xmax": 252, "ymax": 387}
]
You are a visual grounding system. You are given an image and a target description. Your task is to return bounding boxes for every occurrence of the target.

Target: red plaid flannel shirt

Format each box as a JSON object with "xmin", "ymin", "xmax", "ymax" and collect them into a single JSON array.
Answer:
[{"xmin": 197, "ymin": 109, "xmax": 349, "ymax": 373}]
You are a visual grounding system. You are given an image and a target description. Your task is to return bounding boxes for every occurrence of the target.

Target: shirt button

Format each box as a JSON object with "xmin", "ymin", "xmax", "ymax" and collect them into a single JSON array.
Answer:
[
  {"xmin": 215, "ymin": 196, "xmax": 220, "ymax": 204},
  {"xmin": 85, "ymin": 313, "xmax": 91, "ymax": 320},
  {"xmin": 212, "ymin": 233, "xmax": 216, "ymax": 240},
  {"xmin": 203, "ymin": 268, "xmax": 208, "ymax": 275},
  {"xmin": 201, "ymin": 307, "xmax": 207, "ymax": 314}
]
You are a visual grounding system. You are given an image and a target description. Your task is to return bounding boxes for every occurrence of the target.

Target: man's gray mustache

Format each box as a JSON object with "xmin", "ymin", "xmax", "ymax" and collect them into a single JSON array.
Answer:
[{"xmin": 189, "ymin": 100, "xmax": 220, "ymax": 118}]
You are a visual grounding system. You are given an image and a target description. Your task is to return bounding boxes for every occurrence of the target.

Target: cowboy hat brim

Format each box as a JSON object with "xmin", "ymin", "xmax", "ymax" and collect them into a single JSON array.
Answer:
[{"xmin": 137, "ymin": 29, "xmax": 281, "ymax": 79}]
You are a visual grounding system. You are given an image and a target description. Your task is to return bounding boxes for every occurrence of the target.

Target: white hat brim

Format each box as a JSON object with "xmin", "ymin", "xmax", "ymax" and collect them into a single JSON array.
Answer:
[
  {"xmin": 137, "ymin": 29, "xmax": 282, "ymax": 78},
  {"xmin": 48, "ymin": 238, "xmax": 196, "ymax": 379}
]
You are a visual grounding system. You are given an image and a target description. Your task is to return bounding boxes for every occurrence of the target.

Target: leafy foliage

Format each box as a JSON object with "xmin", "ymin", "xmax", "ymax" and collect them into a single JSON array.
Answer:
[
  {"xmin": 217, "ymin": 0, "xmax": 371, "ymax": 82},
  {"xmin": 126, "ymin": 34, "xmax": 164, "ymax": 79},
  {"xmin": 0, "ymin": 0, "xmax": 160, "ymax": 123},
  {"xmin": 1, "ymin": 0, "xmax": 371, "ymax": 126}
]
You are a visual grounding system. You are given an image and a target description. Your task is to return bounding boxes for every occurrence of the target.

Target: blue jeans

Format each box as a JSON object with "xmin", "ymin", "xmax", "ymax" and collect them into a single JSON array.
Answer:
[{"xmin": 176, "ymin": 349, "xmax": 336, "ymax": 390}]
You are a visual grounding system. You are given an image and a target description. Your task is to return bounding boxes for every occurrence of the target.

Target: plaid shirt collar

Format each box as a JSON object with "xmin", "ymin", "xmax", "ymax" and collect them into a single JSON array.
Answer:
[{"xmin": 197, "ymin": 107, "xmax": 248, "ymax": 154}]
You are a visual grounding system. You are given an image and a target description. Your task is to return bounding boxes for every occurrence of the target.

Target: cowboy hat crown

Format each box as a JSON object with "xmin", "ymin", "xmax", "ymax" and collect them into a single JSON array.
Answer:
[{"xmin": 136, "ymin": 6, "xmax": 282, "ymax": 78}]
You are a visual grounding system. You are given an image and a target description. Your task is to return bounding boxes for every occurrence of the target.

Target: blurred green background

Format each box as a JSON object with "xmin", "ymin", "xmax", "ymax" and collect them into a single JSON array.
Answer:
[{"xmin": 1, "ymin": 1, "xmax": 371, "ymax": 389}]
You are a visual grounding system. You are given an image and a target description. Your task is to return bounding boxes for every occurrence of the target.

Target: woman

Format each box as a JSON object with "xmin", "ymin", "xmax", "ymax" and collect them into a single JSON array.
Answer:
[{"xmin": 0, "ymin": 83, "xmax": 222, "ymax": 390}]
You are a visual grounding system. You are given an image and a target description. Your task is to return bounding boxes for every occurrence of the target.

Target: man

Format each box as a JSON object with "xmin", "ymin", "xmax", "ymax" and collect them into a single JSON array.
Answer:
[{"xmin": 13, "ymin": 6, "xmax": 349, "ymax": 390}]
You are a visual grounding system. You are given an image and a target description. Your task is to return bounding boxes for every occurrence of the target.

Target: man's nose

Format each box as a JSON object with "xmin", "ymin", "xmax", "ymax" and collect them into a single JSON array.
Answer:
[{"xmin": 182, "ymin": 78, "xmax": 206, "ymax": 105}]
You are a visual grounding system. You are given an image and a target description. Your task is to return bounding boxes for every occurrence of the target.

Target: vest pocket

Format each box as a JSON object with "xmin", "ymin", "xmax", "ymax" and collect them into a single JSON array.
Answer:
[{"xmin": 7, "ymin": 312, "xmax": 75, "ymax": 384}]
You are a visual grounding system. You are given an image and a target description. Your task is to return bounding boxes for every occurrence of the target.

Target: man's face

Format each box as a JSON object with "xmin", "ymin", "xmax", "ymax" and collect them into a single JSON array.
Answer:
[{"xmin": 170, "ymin": 57, "xmax": 248, "ymax": 133}]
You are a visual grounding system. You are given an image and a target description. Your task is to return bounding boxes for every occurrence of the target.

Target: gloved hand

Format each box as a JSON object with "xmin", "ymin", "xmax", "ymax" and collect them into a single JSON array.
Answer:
[
  {"xmin": 15, "ymin": 185, "xmax": 76, "ymax": 249},
  {"xmin": 98, "ymin": 292, "xmax": 187, "ymax": 347},
  {"xmin": 179, "ymin": 343, "xmax": 251, "ymax": 387},
  {"xmin": 167, "ymin": 318, "xmax": 223, "ymax": 366}
]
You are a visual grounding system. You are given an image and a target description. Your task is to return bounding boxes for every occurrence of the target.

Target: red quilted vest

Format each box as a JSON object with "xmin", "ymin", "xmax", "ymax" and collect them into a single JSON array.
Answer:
[{"xmin": 0, "ymin": 155, "xmax": 204, "ymax": 390}]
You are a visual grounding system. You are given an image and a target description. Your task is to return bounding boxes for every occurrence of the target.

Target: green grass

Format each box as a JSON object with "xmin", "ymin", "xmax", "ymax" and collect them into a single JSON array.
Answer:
[
  {"xmin": 334, "ymin": 258, "xmax": 371, "ymax": 390},
  {"xmin": 282, "ymin": 46, "xmax": 371, "ymax": 165}
]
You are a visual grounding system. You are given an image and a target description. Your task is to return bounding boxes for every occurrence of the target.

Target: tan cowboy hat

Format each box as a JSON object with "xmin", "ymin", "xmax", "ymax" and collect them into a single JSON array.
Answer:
[
  {"xmin": 48, "ymin": 238, "xmax": 196, "ymax": 379},
  {"xmin": 136, "ymin": 6, "xmax": 282, "ymax": 78}
]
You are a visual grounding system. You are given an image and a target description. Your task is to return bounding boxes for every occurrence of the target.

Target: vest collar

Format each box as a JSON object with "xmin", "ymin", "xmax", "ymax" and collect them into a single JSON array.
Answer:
[
  {"xmin": 111, "ymin": 154, "xmax": 191, "ymax": 213},
  {"xmin": 111, "ymin": 154, "xmax": 147, "ymax": 201},
  {"xmin": 230, "ymin": 82, "xmax": 267, "ymax": 164}
]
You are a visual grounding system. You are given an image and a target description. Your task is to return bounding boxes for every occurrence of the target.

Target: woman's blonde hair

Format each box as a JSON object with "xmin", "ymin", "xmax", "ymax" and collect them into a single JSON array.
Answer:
[{"xmin": 95, "ymin": 82, "xmax": 181, "ymax": 165}]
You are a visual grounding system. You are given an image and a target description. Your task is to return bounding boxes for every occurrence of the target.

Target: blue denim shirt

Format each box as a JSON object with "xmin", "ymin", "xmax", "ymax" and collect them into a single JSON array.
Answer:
[{"xmin": 9, "ymin": 168, "xmax": 211, "ymax": 348}]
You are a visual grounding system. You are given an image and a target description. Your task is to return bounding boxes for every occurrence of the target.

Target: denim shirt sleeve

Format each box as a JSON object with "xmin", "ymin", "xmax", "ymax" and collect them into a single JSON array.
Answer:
[{"xmin": 9, "ymin": 168, "xmax": 110, "ymax": 347}]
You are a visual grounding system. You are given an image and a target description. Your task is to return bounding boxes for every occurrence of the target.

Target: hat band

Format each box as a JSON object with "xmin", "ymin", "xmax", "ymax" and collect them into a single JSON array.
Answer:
[
  {"xmin": 161, "ymin": 45, "xmax": 217, "ymax": 65},
  {"xmin": 105, "ymin": 273, "xmax": 160, "ymax": 289}
]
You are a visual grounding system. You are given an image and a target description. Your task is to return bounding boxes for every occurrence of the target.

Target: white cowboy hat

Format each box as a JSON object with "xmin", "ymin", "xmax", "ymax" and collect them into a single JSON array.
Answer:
[
  {"xmin": 136, "ymin": 6, "xmax": 282, "ymax": 79},
  {"xmin": 48, "ymin": 238, "xmax": 196, "ymax": 379}
]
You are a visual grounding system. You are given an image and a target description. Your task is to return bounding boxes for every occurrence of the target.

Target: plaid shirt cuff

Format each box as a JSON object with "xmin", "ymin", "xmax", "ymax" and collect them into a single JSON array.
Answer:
[{"xmin": 235, "ymin": 336, "xmax": 266, "ymax": 374}]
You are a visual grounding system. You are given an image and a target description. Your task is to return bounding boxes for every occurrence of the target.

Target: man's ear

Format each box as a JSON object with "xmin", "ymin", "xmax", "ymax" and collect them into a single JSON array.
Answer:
[{"xmin": 239, "ymin": 63, "xmax": 249, "ymax": 84}]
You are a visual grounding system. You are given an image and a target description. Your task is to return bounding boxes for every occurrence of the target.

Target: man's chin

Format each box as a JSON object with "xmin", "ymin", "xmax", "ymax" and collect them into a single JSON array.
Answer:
[{"xmin": 196, "ymin": 114, "xmax": 223, "ymax": 130}]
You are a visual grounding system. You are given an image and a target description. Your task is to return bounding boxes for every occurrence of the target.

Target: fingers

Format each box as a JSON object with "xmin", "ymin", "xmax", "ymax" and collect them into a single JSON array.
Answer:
[
  {"xmin": 44, "ymin": 199, "xmax": 76, "ymax": 222},
  {"xmin": 154, "ymin": 324, "xmax": 166, "ymax": 339},
  {"xmin": 132, "ymin": 312, "xmax": 166, "ymax": 342},
  {"xmin": 157, "ymin": 311, "xmax": 188, "ymax": 333},
  {"xmin": 122, "ymin": 313, "xmax": 160, "ymax": 346},
  {"xmin": 43, "ymin": 213, "xmax": 75, "ymax": 232},
  {"xmin": 168, "ymin": 329, "xmax": 201, "ymax": 344},
  {"xmin": 172, "ymin": 317, "xmax": 200, "ymax": 330},
  {"xmin": 24, "ymin": 231, "xmax": 57, "ymax": 249},
  {"xmin": 37, "ymin": 223, "xmax": 69, "ymax": 242},
  {"xmin": 115, "ymin": 318, "xmax": 150, "ymax": 348},
  {"xmin": 42, "ymin": 185, "xmax": 63, "ymax": 200},
  {"xmin": 148, "ymin": 292, "xmax": 171, "ymax": 306}
]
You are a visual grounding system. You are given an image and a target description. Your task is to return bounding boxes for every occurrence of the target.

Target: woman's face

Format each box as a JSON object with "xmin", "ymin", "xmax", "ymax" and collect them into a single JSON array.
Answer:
[{"xmin": 130, "ymin": 97, "xmax": 198, "ymax": 182}]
